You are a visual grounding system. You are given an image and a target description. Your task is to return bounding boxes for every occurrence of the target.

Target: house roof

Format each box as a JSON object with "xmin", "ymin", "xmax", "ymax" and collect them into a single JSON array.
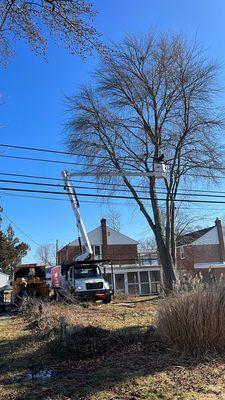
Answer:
[
  {"xmin": 68, "ymin": 225, "xmax": 139, "ymax": 247},
  {"xmin": 176, "ymin": 226, "xmax": 214, "ymax": 246}
]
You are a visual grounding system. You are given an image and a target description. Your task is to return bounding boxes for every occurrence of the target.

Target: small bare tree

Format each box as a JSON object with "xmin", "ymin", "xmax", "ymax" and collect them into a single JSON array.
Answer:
[
  {"xmin": 106, "ymin": 207, "xmax": 121, "ymax": 232},
  {"xmin": 0, "ymin": 0, "xmax": 101, "ymax": 64},
  {"xmin": 138, "ymin": 237, "xmax": 156, "ymax": 252},
  {"xmin": 66, "ymin": 33, "xmax": 224, "ymax": 291},
  {"xmin": 175, "ymin": 208, "xmax": 206, "ymax": 238},
  {"xmin": 36, "ymin": 243, "xmax": 55, "ymax": 266}
]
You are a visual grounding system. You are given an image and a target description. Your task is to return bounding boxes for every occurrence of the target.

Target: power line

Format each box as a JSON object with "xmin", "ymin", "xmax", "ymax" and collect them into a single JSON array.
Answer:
[
  {"xmin": 0, "ymin": 191, "xmax": 68, "ymax": 202},
  {"xmin": 0, "ymin": 143, "xmax": 150, "ymax": 161},
  {"xmin": 1, "ymin": 191, "xmax": 225, "ymax": 212},
  {"xmin": 0, "ymin": 154, "xmax": 97, "ymax": 168},
  {"xmin": 1, "ymin": 178, "xmax": 225, "ymax": 199},
  {"xmin": 2, "ymin": 211, "xmax": 40, "ymax": 246},
  {"xmin": 0, "ymin": 153, "xmax": 155, "ymax": 173},
  {"xmin": 0, "ymin": 171, "xmax": 224, "ymax": 195},
  {"xmin": 1, "ymin": 143, "xmax": 225, "ymax": 173},
  {"xmin": 1, "ymin": 152, "xmax": 225, "ymax": 180},
  {"xmin": 1, "ymin": 185, "xmax": 225, "ymax": 204}
]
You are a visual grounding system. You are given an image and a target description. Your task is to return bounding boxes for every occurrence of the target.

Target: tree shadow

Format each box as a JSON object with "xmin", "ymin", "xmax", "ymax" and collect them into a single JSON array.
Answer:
[{"xmin": 0, "ymin": 324, "xmax": 220, "ymax": 399}]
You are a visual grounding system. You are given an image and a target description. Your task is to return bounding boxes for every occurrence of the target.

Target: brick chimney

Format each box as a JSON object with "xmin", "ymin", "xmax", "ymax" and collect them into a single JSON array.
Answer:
[
  {"xmin": 101, "ymin": 218, "xmax": 108, "ymax": 259},
  {"xmin": 215, "ymin": 218, "xmax": 225, "ymax": 262}
]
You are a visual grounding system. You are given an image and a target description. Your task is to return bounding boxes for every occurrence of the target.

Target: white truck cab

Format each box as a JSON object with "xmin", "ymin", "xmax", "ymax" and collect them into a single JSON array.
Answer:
[{"xmin": 51, "ymin": 262, "xmax": 112, "ymax": 303}]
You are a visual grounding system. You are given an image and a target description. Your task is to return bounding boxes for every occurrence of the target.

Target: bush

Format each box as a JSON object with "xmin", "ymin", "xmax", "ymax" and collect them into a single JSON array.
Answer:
[
  {"xmin": 49, "ymin": 324, "xmax": 141, "ymax": 360},
  {"xmin": 157, "ymin": 284, "xmax": 225, "ymax": 355},
  {"xmin": 19, "ymin": 298, "xmax": 84, "ymax": 332}
]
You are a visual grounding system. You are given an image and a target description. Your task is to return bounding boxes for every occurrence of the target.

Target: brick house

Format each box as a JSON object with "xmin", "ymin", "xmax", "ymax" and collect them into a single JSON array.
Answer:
[
  {"xmin": 177, "ymin": 218, "xmax": 225, "ymax": 279},
  {"xmin": 57, "ymin": 218, "xmax": 139, "ymax": 265},
  {"xmin": 57, "ymin": 218, "xmax": 162, "ymax": 295}
]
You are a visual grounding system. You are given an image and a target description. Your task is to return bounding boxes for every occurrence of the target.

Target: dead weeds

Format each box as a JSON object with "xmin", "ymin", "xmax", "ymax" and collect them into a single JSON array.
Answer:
[{"xmin": 2, "ymin": 297, "xmax": 225, "ymax": 399}]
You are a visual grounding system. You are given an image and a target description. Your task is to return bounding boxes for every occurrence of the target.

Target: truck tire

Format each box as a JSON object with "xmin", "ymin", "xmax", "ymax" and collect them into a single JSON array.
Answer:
[{"xmin": 102, "ymin": 295, "xmax": 111, "ymax": 304}]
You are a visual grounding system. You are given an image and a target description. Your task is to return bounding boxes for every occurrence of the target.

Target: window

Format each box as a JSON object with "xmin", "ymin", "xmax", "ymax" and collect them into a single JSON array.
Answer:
[
  {"xmin": 150, "ymin": 271, "xmax": 161, "ymax": 282},
  {"xmin": 74, "ymin": 265, "xmax": 101, "ymax": 279},
  {"xmin": 151, "ymin": 283, "xmax": 160, "ymax": 294},
  {"xmin": 92, "ymin": 245, "xmax": 101, "ymax": 258},
  {"xmin": 115, "ymin": 274, "xmax": 125, "ymax": 291},
  {"xmin": 140, "ymin": 271, "xmax": 150, "ymax": 295},
  {"xmin": 127, "ymin": 272, "xmax": 138, "ymax": 283},
  {"xmin": 94, "ymin": 246, "xmax": 101, "ymax": 256},
  {"xmin": 127, "ymin": 272, "xmax": 139, "ymax": 295},
  {"xmin": 179, "ymin": 246, "xmax": 185, "ymax": 259},
  {"xmin": 140, "ymin": 271, "xmax": 148, "ymax": 282}
]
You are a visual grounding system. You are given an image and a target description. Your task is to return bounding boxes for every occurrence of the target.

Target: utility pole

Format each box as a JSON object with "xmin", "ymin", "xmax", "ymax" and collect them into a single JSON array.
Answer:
[{"xmin": 55, "ymin": 239, "xmax": 59, "ymax": 266}]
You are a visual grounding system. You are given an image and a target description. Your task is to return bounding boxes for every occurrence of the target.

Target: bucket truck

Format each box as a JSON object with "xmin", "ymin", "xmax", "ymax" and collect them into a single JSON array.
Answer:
[{"xmin": 51, "ymin": 170, "xmax": 112, "ymax": 303}]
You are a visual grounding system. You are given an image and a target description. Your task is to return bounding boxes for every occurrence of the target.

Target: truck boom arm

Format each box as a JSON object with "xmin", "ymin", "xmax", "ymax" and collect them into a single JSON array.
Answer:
[{"xmin": 62, "ymin": 170, "xmax": 93, "ymax": 262}]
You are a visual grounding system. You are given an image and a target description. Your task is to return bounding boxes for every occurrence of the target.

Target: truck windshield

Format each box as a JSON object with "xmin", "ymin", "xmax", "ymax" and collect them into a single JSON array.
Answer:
[{"xmin": 74, "ymin": 266, "xmax": 101, "ymax": 279}]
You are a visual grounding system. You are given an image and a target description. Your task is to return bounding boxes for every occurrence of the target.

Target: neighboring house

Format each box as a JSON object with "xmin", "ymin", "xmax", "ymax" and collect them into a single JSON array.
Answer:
[
  {"xmin": 0, "ymin": 270, "xmax": 10, "ymax": 291},
  {"xmin": 57, "ymin": 218, "xmax": 162, "ymax": 296},
  {"xmin": 57, "ymin": 218, "xmax": 139, "ymax": 265},
  {"xmin": 177, "ymin": 218, "xmax": 225, "ymax": 279}
]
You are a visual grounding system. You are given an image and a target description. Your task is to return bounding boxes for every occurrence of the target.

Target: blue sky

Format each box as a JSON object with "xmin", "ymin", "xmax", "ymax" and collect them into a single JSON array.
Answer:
[{"xmin": 1, "ymin": 0, "xmax": 225, "ymax": 262}]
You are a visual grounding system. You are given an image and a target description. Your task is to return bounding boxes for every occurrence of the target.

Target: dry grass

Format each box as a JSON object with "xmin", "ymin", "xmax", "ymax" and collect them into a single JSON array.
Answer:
[
  {"xmin": 19, "ymin": 296, "xmax": 157, "ymax": 333},
  {"xmin": 158, "ymin": 284, "xmax": 225, "ymax": 355},
  {"xmin": 2, "ymin": 295, "xmax": 225, "ymax": 399}
]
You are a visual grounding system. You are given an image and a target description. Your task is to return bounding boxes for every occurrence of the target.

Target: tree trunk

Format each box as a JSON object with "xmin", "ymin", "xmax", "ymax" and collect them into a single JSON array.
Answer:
[
  {"xmin": 149, "ymin": 178, "xmax": 176, "ymax": 291},
  {"xmin": 154, "ymin": 228, "xmax": 176, "ymax": 292},
  {"xmin": 170, "ymin": 204, "xmax": 176, "ymax": 266}
]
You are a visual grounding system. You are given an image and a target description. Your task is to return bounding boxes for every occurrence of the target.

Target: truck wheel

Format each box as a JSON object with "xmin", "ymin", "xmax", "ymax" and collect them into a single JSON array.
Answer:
[{"xmin": 102, "ymin": 295, "xmax": 111, "ymax": 304}]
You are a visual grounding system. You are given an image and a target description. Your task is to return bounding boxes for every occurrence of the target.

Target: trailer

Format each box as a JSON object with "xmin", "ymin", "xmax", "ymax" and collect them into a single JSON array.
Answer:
[{"xmin": 11, "ymin": 264, "xmax": 49, "ymax": 305}]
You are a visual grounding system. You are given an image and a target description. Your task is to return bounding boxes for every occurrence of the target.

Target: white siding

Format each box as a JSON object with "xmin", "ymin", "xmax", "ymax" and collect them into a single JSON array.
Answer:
[
  {"xmin": 69, "ymin": 226, "xmax": 138, "ymax": 247},
  {"xmin": 0, "ymin": 272, "xmax": 9, "ymax": 290},
  {"xmin": 192, "ymin": 227, "xmax": 219, "ymax": 245},
  {"xmin": 194, "ymin": 262, "xmax": 225, "ymax": 269}
]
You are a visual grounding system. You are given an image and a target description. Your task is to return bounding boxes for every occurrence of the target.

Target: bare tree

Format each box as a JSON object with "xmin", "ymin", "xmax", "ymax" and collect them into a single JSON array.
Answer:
[
  {"xmin": 36, "ymin": 243, "xmax": 55, "ymax": 266},
  {"xmin": 106, "ymin": 207, "xmax": 121, "ymax": 231},
  {"xmin": 66, "ymin": 33, "xmax": 224, "ymax": 291},
  {"xmin": 138, "ymin": 237, "xmax": 156, "ymax": 252},
  {"xmin": 175, "ymin": 209, "xmax": 206, "ymax": 238},
  {"xmin": 0, "ymin": 0, "xmax": 101, "ymax": 64}
]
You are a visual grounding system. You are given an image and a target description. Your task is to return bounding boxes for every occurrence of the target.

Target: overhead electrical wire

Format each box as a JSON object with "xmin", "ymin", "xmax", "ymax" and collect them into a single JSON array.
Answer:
[
  {"xmin": 1, "ymin": 143, "xmax": 225, "ymax": 173},
  {"xmin": 0, "ymin": 191, "xmax": 224, "ymax": 212},
  {"xmin": 2, "ymin": 211, "xmax": 40, "ymax": 246},
  {"xmin": 1, "ymin": 144, "xmax": 224, "ymax": 247},
  {"xmin": 1, "ymin": 185, "xmax": 225, "ymax": 204},
  {"xmin": 1, "ymin": 152, "xmax": 225, "ymax": 180},
  {"xmin": 1, "ymin": 178, "xmax": 225, "ymax": 199},
  {"xmin": 0, "ymin": 172, "xmax": 224, "ymax": 196},
  {"xmin": 0, "ymin": 143, "xmax": 151, "ymax": 161},
  {"xmin": 0, "ymin": 154, "xmax": 98, "ymax": 167}
]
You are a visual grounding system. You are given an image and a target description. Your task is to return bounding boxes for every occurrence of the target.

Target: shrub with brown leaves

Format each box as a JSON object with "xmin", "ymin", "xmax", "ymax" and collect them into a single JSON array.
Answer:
[{"xmin": 157, "ymin": 284, "xmax": 225, "ymax": 355}]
